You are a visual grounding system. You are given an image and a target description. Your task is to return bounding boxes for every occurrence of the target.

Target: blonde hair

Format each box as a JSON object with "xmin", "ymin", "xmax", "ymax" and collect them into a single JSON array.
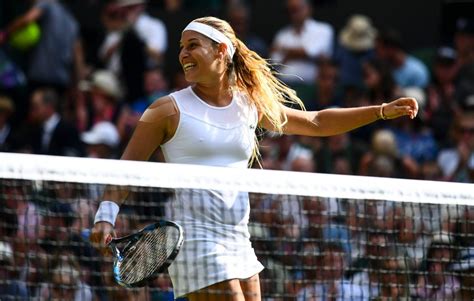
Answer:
[
  {"xmin": 192, "ymin": 16, "xmax": 305, "ymax": 132},
  {"xmin": 192, "ymin": 17, "xmax": 305, "ymax": 165}
]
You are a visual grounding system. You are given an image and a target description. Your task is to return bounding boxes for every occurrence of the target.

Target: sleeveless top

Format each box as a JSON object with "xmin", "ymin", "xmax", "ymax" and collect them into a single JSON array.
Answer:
[
  {"xmin": 161, "ymin": 86, "xmax": 263, "ymax": 297},
  {"xmin": 161, "ymin": 86, "xmax": 258, "ymax": 167}
]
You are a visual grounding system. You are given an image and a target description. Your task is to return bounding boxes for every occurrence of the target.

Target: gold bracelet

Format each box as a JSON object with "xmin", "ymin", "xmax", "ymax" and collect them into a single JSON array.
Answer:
[{"xmin": 379, "ymin": 103, "xmax": 387, "ymax": 120}]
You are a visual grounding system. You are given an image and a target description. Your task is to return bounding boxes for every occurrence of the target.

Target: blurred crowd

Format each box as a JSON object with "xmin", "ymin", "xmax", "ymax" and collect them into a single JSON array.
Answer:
[{"xmin": 0, "ymin": 0, "xmax": 474, "ymax": 300}]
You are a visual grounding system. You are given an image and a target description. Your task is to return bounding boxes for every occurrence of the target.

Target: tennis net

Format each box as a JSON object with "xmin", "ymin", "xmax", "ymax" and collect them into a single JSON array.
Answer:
[{"xmin": 1, "ymin": 152, "xmax": 474, "ymax": 300}]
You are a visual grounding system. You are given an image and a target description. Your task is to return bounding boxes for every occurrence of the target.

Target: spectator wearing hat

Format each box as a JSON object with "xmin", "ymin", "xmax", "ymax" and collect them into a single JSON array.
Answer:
[
  {"xmin": 454, "ymin": 18, "xmax": 474, "ymax": 68},
  {"xmin": 76, "ymin": 69, "xmax": 123, "ymax": 132},
  {"xmin": 0, "ymin": 241, "xmax": 28, "ymax": 300},
  {"xmin": 25, "ymin": 87, "xmax": 84, "ymax": 156},
  {"xmin": 414, "ymin": 232, "xmax": 460, "ymax": 300},
  {"xmin": 81, "ymin": 121, "xmax": 120, "ymax": 159},
  {"xmin": 425, "ymin": 47, "xmax": 462, "ymax": 147},
  {"xmin": 333, "ymin": 14, "xmax": 377, "ymax": 89},
  {"xmin": 375, "ymin": 29, "xmax": 430, "ymax": 89}
]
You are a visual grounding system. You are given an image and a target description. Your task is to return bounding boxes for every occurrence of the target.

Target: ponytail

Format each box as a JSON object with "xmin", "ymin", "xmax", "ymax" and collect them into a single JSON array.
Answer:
[
  {"xmin": 191, "ymin": 17, "xmax": 305, "ymax": 164},
  {"xmin": 231, "ymin": 40, "xmax": 305, "ymax": 133}
]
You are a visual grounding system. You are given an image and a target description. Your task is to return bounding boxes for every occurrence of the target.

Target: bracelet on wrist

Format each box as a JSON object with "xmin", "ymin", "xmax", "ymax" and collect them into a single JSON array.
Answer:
[{"xmin": 379, "ymin": 103, "xmax": 388, "ymax": 120}]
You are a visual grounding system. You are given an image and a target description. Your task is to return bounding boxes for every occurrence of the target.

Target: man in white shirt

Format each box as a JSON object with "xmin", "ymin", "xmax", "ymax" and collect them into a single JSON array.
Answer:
[
  {"xmin": 99, "ymin": 0, "xmax": 167, "ymax": 70},
  {"xmin": 270, "ymin": 0, "xmax": 334, "ymax": 85}
]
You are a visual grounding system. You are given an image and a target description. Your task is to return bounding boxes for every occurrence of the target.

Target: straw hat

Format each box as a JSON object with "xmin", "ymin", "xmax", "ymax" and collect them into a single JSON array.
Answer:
[
  {"xmin": 339, "ymin": 14, "xmax": 377, "ymax": 52},
  {"xmin": 79, "ymin": 70, "xmax": 122, "ymax": 99}
]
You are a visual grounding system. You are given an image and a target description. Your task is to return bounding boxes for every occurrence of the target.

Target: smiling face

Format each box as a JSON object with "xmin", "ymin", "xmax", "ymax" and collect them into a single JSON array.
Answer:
[{"xmin": 179, "ymin": 30, "xmax": 227, "ymax": 84}]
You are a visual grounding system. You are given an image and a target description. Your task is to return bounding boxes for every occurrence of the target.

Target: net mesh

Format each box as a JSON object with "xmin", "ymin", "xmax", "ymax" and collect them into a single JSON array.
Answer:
[{"xmin": 1, "ymin": 152, "xmax": 474, "ymax": 300}]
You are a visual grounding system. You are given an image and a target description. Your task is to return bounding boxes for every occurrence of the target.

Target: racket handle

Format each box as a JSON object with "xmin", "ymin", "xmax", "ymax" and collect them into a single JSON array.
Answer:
[{"xmin": 105, "ymin": 234, "xmax": 113, "ymax": 245}]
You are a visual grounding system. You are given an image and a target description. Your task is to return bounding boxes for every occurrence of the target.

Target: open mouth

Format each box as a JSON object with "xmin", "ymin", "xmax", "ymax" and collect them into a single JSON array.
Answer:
[{"xmin": 183, "ymin": 63, "xmax": 196, "ymax": 72}]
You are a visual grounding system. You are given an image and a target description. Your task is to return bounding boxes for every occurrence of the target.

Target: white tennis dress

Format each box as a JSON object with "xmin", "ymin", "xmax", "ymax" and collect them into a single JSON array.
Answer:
[{"xmin": 161, "ymin": 86, "xmax": 264, "ymax": 297}]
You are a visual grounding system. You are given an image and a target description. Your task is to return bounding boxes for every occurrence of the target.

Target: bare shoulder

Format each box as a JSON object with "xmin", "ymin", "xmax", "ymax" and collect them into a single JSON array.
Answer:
[{"xmin": 139, "ymin": 95, "xmax": 179, "ymax": 123}]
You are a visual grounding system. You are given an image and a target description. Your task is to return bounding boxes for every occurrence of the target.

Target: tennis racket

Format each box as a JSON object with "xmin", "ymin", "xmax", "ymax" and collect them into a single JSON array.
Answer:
[{"xmin": 107, "ymin": 220, "xmax": 184, "ymax": 288}]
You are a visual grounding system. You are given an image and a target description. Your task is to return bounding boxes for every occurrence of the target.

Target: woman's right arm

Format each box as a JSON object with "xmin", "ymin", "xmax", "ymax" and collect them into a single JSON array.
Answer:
[{"xmin": 90, "ymin": 96, "xmax": 178, "ymax": 251}]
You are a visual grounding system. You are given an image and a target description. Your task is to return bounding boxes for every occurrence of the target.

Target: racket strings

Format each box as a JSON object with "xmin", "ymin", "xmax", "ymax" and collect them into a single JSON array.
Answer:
[{"xmin": 118, "ymin": 227, "xmax": 178, "ymax": 284}]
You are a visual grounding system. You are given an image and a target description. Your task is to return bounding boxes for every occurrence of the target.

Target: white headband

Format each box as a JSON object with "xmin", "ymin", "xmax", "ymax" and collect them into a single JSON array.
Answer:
[{"xmin": 183, "ymin": 21, "xmax": 235, "ymax": 59}]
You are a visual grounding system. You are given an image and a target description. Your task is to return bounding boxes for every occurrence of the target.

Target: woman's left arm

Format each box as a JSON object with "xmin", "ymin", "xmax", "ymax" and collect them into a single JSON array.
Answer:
[{"xmin": 261, "ymin": 97, "xmax": 418, "ymax": 137}]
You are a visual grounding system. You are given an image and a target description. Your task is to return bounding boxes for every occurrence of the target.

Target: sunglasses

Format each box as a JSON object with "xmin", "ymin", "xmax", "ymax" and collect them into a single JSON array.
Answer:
[{"xmin": 458, "ymin": 127, "xmax": 474, "ymax": 134}]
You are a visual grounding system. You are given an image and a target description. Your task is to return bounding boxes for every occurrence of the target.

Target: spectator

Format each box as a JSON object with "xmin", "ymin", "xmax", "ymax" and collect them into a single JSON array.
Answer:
[
  {"xmin": 81, "ymin": 121, "xmax": 120, "ymax": 159},
  {"xmin": 455, "ymin": 61, "xmax": 474, "ymax": 112},
  {"xmin": 296, "ymin": 243, "xmax": 369, "ymax": 301},
  {"xmin": 414, "ymin": 232, "xmax": 460, "ymax": 300},
  {"xmin": 77, "ymin": 69, "xmax": 123, "ymax": 132},
  {"xmin": 316, "ymin": 131, "xmax": 364, "ymax": 175},
  {"xmin": 453, "ymin": 18, "xmax": 474, "ymax": 68},
  {"xmin": 130, "ymin": 67, "xmax": 170, "ymax": 114},
  {"xmin": 270, "ymin": 0, "xmax": 334, "ymax": 85},
  {"xmin": 362, "ymin": 58, "xmax": 401, "ymax": 104},
  {"xmin": 437, "ymin": 112, "xmax": 474, "ymax": 182},
  {"xmin": 0, "ymin": 180, "xmax": 44, "ymax": 297},
  {"xmin": 37, "ymin": 199, "xmax": 102, "ymax": 290},
  {"xmin": 99, "ymin": 0, "xmax": 168, "ymax": 102},
  {"xmin": 0, "ymin": 0, "xmax": 87, "ymax": 94},
  {"xmin": 226, "ymin": 1, "xmax": 268, "ymax": 58},
  {"xmin": 446, "ymin": 206, "xmax": 474, "ymax": 247},
  {"xmin": 334, "ymin": 14, "xmax": 376, "ymax": 89},
  {"xmin": 39, "ymin": 253, "xmax": 93, "ymax": 301},
  {"xmin": 449, "ymin": 247, "xmax": 474, "ymax": 301},
  {"xmin": 25, "ymin": 87, "xmax": 83, "ymax": 156},
  {"xmin": 349, "ymin": 233, "xmax": 395, "ymax": 299},
  {"xmin": 391, "ymin": 87, "xmax": 438, "ymax": 167},
  {"xmin": 376, "ymin": 258, "xmax": 410, "ymax": 301},
  {"xmin": 118, "ymin": 0, "xmax": 167, "ymax": 66},
  {"xmin": 375, "ymin": 28, "xmax": 430, "ymax": 88},
  {"xmin": 425, "ymin": 46, "xmax": 462, "ymax": 147},
  {"xmin": 0, "ymin": 241, "xmax": 28, "ymax": 300},
  {"xmin": 306, "ymin": 58, "xmax": 343, "ymax": 111},
  {"xmin": 359, "ymin": 129, "xmax": 418, "ymax": 178},
  {"xmin": 0, "ymin": 95, "xmax": 17, "ymax": 152},
  {"xmin": 392, "ymin": 204, "xmax": 431, "ymax": 270}
]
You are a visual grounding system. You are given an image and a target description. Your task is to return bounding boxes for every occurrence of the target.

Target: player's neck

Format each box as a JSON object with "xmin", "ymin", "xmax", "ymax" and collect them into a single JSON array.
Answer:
[{"xmin": 192, "ymin": 82, "xmax": 233, "ymax": 107}]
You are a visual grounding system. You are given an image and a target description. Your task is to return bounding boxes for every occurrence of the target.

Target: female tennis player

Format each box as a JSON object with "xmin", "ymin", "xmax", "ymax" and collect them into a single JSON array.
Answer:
[{"xmin": 90, "ymin": 16, "xmax": 418, "ymax": 301}]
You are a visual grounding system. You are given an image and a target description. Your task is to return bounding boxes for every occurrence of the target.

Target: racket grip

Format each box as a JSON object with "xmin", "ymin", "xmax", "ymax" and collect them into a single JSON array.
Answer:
[{"xmin": 105, "ymin": 234, "xmax": 113, "ymax": 245}]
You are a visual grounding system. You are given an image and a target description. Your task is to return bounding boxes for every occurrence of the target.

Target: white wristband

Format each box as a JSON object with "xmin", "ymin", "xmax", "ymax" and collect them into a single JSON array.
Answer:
[{"xmin": 94, "ymin": 201, "xmax": 120, "ymax": 226}]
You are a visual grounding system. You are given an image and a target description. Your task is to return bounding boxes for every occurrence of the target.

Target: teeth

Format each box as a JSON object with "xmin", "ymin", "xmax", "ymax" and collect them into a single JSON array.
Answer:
[{"xmin": 183, "ymin": 63, "xmax": 196, "ymax": 71}]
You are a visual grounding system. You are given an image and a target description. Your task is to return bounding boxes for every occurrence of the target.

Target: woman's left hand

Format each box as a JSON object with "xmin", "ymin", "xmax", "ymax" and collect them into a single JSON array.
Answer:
[{"xmin": 381, "ymin": 97, "xmax": 418, "ymax": 120}]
